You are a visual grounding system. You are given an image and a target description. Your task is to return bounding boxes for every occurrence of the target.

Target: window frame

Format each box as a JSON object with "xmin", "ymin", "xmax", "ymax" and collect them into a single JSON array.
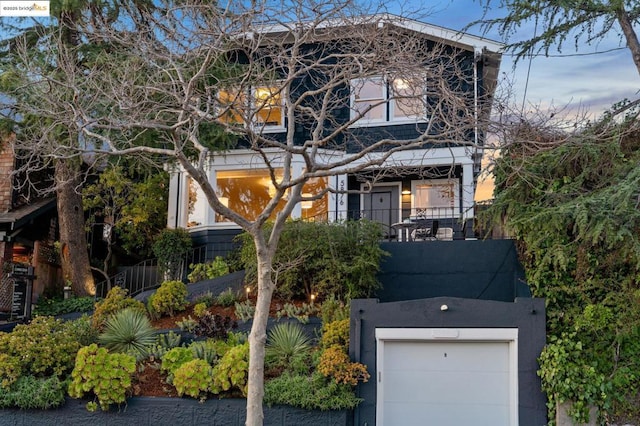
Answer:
[{"xmin": 216, "ymin": 83, "xmax": 286, "ymax": 133}]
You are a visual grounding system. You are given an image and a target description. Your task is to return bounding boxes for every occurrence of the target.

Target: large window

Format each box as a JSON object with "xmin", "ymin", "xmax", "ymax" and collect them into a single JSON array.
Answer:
[
  {"xmin": 217, "ymin": 84, "xmax": 284, "ymax": 130},
  {"xmin": 412, "ymin": 179, "xmax": 458, "ymax": 217},
  {"xmin": 216, "ymin": 169, "xmax": 285, "ymax": 222},
  {"xmin": 351, "ymin": 76, "xmax": 426, "ymax": 125},
  {"xmin": 300, "ymin": 177, "xmax": 329, "ymax": 221}
]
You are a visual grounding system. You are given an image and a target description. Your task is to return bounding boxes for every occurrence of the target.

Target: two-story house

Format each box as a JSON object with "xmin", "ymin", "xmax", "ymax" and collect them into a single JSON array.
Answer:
[{"xmin": 166, "ymin": 14, "xmax": 502, "ymax": 251}]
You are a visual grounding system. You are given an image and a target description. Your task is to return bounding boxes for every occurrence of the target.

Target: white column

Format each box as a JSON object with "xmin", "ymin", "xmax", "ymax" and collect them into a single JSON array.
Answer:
[
  {"xmin": 461, "ymin": 163, "xmax": 475, "ymax": 220},
  {"xmin": 166, "ymin": 171, "xmax": 182, "ymax": 229}
]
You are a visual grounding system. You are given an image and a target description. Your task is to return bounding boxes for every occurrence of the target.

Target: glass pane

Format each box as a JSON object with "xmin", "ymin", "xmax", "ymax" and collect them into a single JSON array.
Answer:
[
  {"xmin": 216, "ymin": 169, "xmax": 284, "ymax": 221},
  {"xmin": 415, "ymin": 183, "xmax": 455, "ymax": 209},
  {"xmin": 355, "ymin": 78, "xmax": 384, "ymax": 100},
  {"xmin": 217, "ymin": 89, "xmax": 246, "ymax": 125},
  {"xmin": 392, "ymin": 78, "xmax": 424, "ymax": 119},
  {"xmin": 355, "ymin": 100, "xmax": 385, "ymax": 120},
  {"xmin": 300, "ymin": 177, "xmax": 329, "ymax": 221},
  {"xmin": 254, "ymin": 86, "xmax": 283, "ymax": 126}
]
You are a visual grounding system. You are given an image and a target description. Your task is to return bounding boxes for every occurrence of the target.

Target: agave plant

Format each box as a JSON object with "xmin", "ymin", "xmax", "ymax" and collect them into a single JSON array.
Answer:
[
  {"xmin": 98, "ymin": 308, "xmax": 157, "ymax": 360},
  {"xmin": 265, "ymin": 321, "xmax": 311, "ymax": 372}
]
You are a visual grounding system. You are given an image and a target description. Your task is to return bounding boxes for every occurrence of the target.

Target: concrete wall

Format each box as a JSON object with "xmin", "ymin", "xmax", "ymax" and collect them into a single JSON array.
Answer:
[
  {"xmin": 350, "ymin": 296, "xmax": 547, "ymax": 426},
  {"xmin": 0, "ymin": 397, "xmax": 350, "ymax": 426},
  {"xmin": 377, "ymin": 240, "xmax": 530, "ymax": 302}
]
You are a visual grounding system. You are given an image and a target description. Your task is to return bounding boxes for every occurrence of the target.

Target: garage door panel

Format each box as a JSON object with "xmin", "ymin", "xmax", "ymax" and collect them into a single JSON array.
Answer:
[
  {"xmin": 383, "ymin": 370, "xmax": 510, "ymax": 404},
  {"xmin": 383, "ymin": 402, "xmax": 510, "ymax": 426}
]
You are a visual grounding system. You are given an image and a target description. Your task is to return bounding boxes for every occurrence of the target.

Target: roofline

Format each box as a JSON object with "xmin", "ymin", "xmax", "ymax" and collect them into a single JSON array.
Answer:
[{"xmin": 253, "ymin": 13, "xmax": 504, "ymax": 54}]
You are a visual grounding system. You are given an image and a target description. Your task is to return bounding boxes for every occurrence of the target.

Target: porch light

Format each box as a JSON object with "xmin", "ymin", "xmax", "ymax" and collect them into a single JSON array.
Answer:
[{"xmin": 401, "ymin": 189, "xmax": 411, "ymax": 195}]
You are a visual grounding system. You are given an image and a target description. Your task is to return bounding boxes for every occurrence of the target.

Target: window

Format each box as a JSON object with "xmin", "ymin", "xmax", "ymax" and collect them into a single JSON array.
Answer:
[
  {"xmin": 412, "ymin": 179, "xmax": 458, "ymax": 216},
  {"xmin": 300, "ymin": 177, "xmax": 329, "ymax": 221},
  {"xmin": 215, "ymin": 169, "xmax": 285, "ymax": 222},
  {"xmin": 216, "ymin": 84, "xmax": 284, "ymax": 130},
  {"xmin": 351, "ymin": 76, "xmax": 426, "ymax": 125}
]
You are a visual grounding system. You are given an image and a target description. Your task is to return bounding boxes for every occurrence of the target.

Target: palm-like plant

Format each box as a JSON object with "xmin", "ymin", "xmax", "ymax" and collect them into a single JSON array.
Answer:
[
  {"xmin": 265, "ymin": 322, "xmax": 311, "ymax": 372},
  {"xmin": 98, "ymin": 308, "xmax": 157, "ymax": 360}
]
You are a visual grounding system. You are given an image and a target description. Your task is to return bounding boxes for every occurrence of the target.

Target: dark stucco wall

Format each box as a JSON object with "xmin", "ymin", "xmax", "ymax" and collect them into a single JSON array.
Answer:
[
  {"xmin": 350, "ymin": 297, "xmax": 547, "ymax": 426},
  {"xmin": 0, "ymin": 397, "xmax": 350, "ymax": 426},
  {"xmin": 377, "ymin": 240, "xmax": 530, "ymax": 302}
]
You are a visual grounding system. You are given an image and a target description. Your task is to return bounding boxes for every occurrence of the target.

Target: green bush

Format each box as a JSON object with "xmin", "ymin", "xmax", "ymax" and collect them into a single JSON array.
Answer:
[
  {"xmin": 320, "ymin": 295, "xmax": 350, "ymax": 325},
  {"xmin": 211, "ymin": 342, "xmax": 249, "ymax": 396},
  {"xmin": 189, "ymin": 339, "xmax": 222, "ymax": 365},
  {"xmin": 68, "ymin": 344, "xmax": 136, "ymax": 411},
  {"xmin": 33, "ymin": 296, "xmax": 96, "ymax": 317},
  {"xmin": 275, "ymin": 302, "xmax": 319, "ymax": 324},
  {"xmin": 0, "ymin": 316, "xmax": 83, "ymax": 385},
  {"xmin": 172, "ymin": 359, "xmax": 213, "ymax": 400},
  {"xmin": 147, "ymin": 331, "xmax": 182, "ymax": 359},
  {"xmin": 148, "ymin": 280, "xmax": 188, "ymax": 317},
  {"xmin": 0, "ymin": 375, "xmax": 67, "ymax": 409},
  {"xmin": 215, "ymin": 287, "xmax": 238, "ymax": 307},
  {"xmin": 237, "ymin": 220, "xmax": 387, "ymax": 300},
  {"xmin": 321, "ymin": 319, "xmax": 350, "ymax": 350},
  {"xmin": 98, "ymin": 308, "xmax": 157, "ymax": 360},
  {"xmin": 234, "ymin": 299, "xmax": 255, "ymax": 322},
  {"xmin": 153, "ymin": 228, "xmax": 192, "ymax": 281},
  {"xmin": 188, "ymin": 256, "xmax": 230, "ymax": 283},
  {"xmin": 266, "ymin": 322, "xmax": 311, "ymax": 374},
  {"xmin": 264, "ymin": 371, "xmax": 363, "ymax": 410},
  {"xmin": 161, "ymin": 347, "xmax": 194, "ymax": 381},
  {"xmin": 92, "ymin": 286, "xmax": 146, "ymax": 330}
]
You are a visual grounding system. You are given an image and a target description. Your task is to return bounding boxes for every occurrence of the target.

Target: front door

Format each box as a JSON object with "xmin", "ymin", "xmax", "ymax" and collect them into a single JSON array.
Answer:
[{"xmin": 363, "ymin": 186, "xmax": 400, "ymax": 238}]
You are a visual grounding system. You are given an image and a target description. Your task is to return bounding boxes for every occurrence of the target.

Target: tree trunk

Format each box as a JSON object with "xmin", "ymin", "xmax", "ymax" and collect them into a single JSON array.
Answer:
[
  {"xmin": 245, "ymin": 242, "xmax": 276, "ymax": 426},
  {"xmin": 55, "ymin": 158, "xmax": 95, "ymax": 296},
  {"xmin": 616, "ymin": 7, "xmax": 640, "ymax": 77}
]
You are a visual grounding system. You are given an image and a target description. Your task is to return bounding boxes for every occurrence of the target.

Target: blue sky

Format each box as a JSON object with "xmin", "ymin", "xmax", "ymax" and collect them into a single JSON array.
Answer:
[{"xmin": 420, "ymin": 0, "xmax": 639, "ymax": 116}]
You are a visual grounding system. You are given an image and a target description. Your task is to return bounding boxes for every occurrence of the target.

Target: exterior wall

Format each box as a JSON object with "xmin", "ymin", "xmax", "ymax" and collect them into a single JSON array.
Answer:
[
  {"xmin": 0, "ymin": 141, "xmax": 15, "ymax": 213},
  {"xmin": 0, "ymin": 397, "xmax": 351, "ymax": 426},
  {"xmin": 376, "ymin": 240, "xmax": 530, "ymax": 302},
  {"xmin": 350, "ymin": 297, "xmax": 547, "ymax": 426}
]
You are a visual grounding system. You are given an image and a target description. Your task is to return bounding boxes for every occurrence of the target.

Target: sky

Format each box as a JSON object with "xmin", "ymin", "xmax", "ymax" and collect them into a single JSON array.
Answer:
[{"xmin": 409, "ymin": 1, "xmax": 640, "ymax": 200}]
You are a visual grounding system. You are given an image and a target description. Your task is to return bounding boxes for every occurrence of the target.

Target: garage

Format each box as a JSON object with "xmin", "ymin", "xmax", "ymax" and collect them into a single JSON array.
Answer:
[{"xmin": 375, "ymin": 328, "xmax": 518, "ymax": 426}]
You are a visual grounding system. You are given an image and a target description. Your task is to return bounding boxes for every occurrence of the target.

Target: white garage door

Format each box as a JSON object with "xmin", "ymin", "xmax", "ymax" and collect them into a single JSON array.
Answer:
[{"xmin": 376, "ymin": 328, "xmax": 518, "ymax": 426}]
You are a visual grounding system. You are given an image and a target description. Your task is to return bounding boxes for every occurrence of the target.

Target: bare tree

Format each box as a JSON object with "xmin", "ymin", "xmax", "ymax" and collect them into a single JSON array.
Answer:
[{"xmin": 5, "ymin": 1, "xmax": 497, "ymax": 423}]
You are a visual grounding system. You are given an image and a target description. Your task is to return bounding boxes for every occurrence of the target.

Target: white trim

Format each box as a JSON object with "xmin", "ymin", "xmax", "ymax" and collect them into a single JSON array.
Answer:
[
  {"xmin": 359, "ymin": 182, "xmax": 403, "ymax": 221},
  {"xmin": 375, "ymin": 327, "xmax": 518, "ymax": 426}
]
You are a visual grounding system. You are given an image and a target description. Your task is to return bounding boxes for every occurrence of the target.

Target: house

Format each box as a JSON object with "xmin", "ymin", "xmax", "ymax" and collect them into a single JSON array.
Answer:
[
  {"xmin": 166, "ymin": 15, "xmax": 503, "ymax": 251},
  {"xmin": 0, "ymin": 139, "xmax": 62, "ymax": 320}
]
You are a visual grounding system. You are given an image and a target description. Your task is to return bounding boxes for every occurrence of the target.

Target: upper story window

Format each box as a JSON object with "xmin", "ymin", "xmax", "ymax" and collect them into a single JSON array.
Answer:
[
  {"xmin": 217, "ymin": 84, "xmax": 285, "ymax": 132},
  {"xmin": 351, "ymin": 76, "xmax": 426, "ymax": 126}
]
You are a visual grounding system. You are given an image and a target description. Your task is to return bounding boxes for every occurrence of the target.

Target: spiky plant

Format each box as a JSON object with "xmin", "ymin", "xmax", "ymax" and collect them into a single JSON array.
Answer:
[
  {"xmin": 265, "ymin": 321, "xmax": 311, "ymax": 373},
  {"xmin": 98, "ymin": 308, "xmax": 157, "ymax": 360}
]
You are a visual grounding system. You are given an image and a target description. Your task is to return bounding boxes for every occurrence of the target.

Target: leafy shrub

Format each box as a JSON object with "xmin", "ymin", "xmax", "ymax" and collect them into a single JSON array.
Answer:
[
  {"xmin": 64, "ymin": 314, "xmax": 99, "ymax": 346},
  {"xmin": 193, "ymin": 312, "xmax": 238, "ymax": 339},
  {"xmin": 189, "ymin": 339, "xmax": 222, "ymax": 365},
  {"xmin": 161, "ymin": 347, "xmax": 194, "ymax": 380},
  {"xmin": 92, "ymin": 286, "xmax": 146, "ymax": 330},
  {"xmin": 33, "ymin": 296, "xmax": 96, "ymax": 317},
  {"xmin": 275, "ymin": 302, "xmax": 319, "ymax": 324},
  {"xmin": 266, "ymin": 322, "xmax": 311, "ymax": 374},
  {"xmin": 0, "ymin": 375, "xmax": 67, "ymax": 409},
  {"xmin": 153, "ymin": 228, "xmax": 192, "ymax": 281},
  {"xmin": 234, "ymin": 299, "xmax": 255, "ymax": 322},
  {"xmin": 0, "ymin": 316, "xmax": 83, "ymax": 385},
  {"xmin": 98, "ymin": 308, "xmax": 157, "ymax": 360},
  {"xmin": 264, "ymin": 371, "xmax": 363, "ymax": 410},
  {"xmin": 176, "ymin": 316, "xmax": 198, "ymax": 333},
  {"xmin": 188, "ymin": 256, "xmax": 230, "ymax": 283},
  {"xmin": 321, "ymin": 319, "xmax": 350, "ymax": 350},
  {"xmin": 68, "ymin": 344, "xmax": 136, "ymax": 411},
  {"xmin": 320, "ymin": 295, "xmax": 350, "ymax": 325},
  {"xmin": 148, "ymin": 280, "xmax": 188, "ymax": 317},
  {"xmin": 147, "ymin": 331, "xmax": 182, "ymax": 359},
  {"xmin": 193, "ymin": 302, "xmax": 208, "ymax": 317},
  {"xmin": 237, "ymin": 220, "xmax": 387, "ymax": 300},
  {"xmin": 317, "ymin": 346, "xmax": 369, "ymax": 386},
  {"xmin": 216, "ymin": 287, "xmax": 238, "ymax": 307},
  {"xmin": 193, "ymin": 291, "xmax": 215, "ymax": 307},
  {"xmin": 211, "ymin": 342, "xmax": 249, "ymax": 396},
  {"xmin": 173, "ymin": 359, "xmax": 213, "ymax": 400}
]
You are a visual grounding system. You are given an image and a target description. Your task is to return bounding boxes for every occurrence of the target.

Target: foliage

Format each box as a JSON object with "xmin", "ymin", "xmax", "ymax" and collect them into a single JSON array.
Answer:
[
  {"xmin": 188, "ymin": 256, "xmax": 230, "ymax": 283},
  {"xmin": 266, "ymin": 322, "xmax": 312, "ymax": 375},
  {"xmin": 160, "ymin": 347, "xmax": 194, "ymax": 380},
  {"xmin": 192, "ymin": 291, "xmax": 215, "ymax": 307},
  {"xmin": 64, "ymin": 314, "xmax": 100, "ymax": 347},
  {"xmin": 320, "ymin": 295, "xmax": 350, "ymax": 325},
  {"xmin": 237, "ymin": 220, "xmax": 387, "ymax": 300},
  {"xmin": 152, "ymin": 228, "xmax": 192, "ymax": 281},
  {"xmin": 84, "ymin": 165, "xmax": 168, "ymax": 259},
  {"xmin": 33, "ymin": 296, "xmax": 96, "ymax": 317},
  {"xmin": 211, "ymin": 342, "xmax": 250, "ymax": 396},
  {"xmin": 172, "ymin": 359, "xmax": 213, "ymax": 400},
  {"xmin": 488, "ymin": 112, "xmax": 640, "ymax": 421},
  {"xmin": 0, "ymin": 375, "xmax": 67, "ymax": 410},
  {"xmin": 147, "ymin": 331, "xmax": 182, "ymax": 359},
  {"xmin": 92, "ymin": 286, "xmax": 146, "ymax": 330},
  {"xmin": 275, "ymin": 302, "xmax": 319, "ymax": 324},
  {"xmin": 189, "ymin": 339, "xmax": 223, "ymax": 365},
  {"xmin": 192, "ymin": 312, "xmax": 238, "ymax": 340},
  {"xmin": 0, "ymin": 316, "xmax": 84, "ymax": 386},
  {"xmin": 317, "ymin": 346, "xmax": 369, "ymax": 386},
  {"xmin": 148, "ymin": 280, "xmax": 188, "ymax": 317},
  {"xmin": 193, "ymin": 302, "xmax": 208, "ymax": 317},
  {"xmin": 264, "ymin": 371, "xmax": 363, "ymax": 410},
  {"xmin": 234, "ymin": 299, "xmax": 255, "ymax": 322},
  {"xmin": 98, "ymin": 308, "xmax": 157, "ymax": 360},
  {"xmin": 68, "ymin": 344, "xmax": 136, "ymax": 411},
  {"xmin": 321, "ymin": 319, "xmax": 350, "ymax": 350},
  {"xmin": 176, "ymin": 316, "xmax": 199, "ymax": 333},
  {"xmin": 215, "ymin": 287, "xmax": 238, "ymax": 307}
]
